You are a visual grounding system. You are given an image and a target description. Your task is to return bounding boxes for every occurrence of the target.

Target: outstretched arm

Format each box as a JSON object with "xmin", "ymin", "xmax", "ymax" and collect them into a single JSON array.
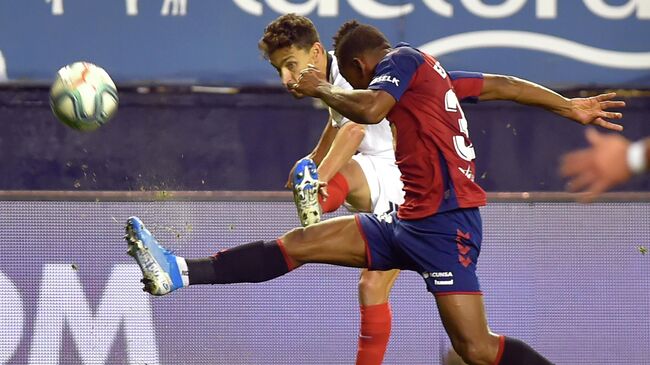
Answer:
[
  {"xmin": 478, "ymin": 74, "xmax": 625, "ymax": 131},
  {"xmin": 560, "ymin": 129, "xmax": 650, "ymax": 201},
  {"xmin": 291, "ymin": 65, "xmax": 395, "ymax": 125}
]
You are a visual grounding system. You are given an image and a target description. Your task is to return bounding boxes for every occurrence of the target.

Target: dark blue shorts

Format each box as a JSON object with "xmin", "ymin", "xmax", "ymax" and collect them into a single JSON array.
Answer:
[{"xmin": 356, "ymin": 208, "xmax": 483, "ymax": 295}]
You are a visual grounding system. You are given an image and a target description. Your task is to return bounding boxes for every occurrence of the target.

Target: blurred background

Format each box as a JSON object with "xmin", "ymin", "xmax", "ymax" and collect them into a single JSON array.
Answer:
[
  {"xmin": 1, "ymin": 1, "xmax": 649, "ymax": 364},
  {"xmin": 1, "ymin": 0, "xmax": 649, "ymax": 192}
]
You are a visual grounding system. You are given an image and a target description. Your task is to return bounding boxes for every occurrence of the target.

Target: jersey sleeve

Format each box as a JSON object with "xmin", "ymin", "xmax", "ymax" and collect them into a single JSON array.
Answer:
[
  {"xmin": 449, "ymin": 71, "xmax": 484, "ymax": 103},
  {"xmin": 368, "ymin": 47, "xmax": 423, "ymax": 102}
]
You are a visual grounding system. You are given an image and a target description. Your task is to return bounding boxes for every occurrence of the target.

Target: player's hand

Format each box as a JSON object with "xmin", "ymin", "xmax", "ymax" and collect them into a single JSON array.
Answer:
[
  {"xmin": 567, "ymin": 92, "xmax": 625, "ymax": 131},
  {"xmin": 318, "ymin": 181, "xmax": 329, "ymax": 202},
  {"xmin": 290, "ymin": 64, "xmax": 327, "ymax": 98},
  {"xmin": 560, "ymin": 128, "xmax": 631, "ymax": 202}
]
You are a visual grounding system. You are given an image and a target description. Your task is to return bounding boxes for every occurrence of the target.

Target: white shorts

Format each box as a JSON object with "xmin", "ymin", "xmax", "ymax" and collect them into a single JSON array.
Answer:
[{"xmin": 348, "ymin": 153, "xmax": 404, "ymax": 216}]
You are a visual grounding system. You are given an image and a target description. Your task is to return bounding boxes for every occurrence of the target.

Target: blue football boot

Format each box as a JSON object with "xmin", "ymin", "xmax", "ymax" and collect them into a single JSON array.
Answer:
[
  {"xmin": 292, "ymin": 158, "xmax": 321, "ymax": 227},
  {"xmin": 125, "ymin": 216, "xmax": 187, "ymax": 296}
]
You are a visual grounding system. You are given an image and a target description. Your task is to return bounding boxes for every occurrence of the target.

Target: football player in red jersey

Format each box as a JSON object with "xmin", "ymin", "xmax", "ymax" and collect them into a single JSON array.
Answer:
[
  {"xmin": 126, "ymin": 20, "xmax": 624, "ymax": 365},
  {"xmin": 258, "ymin": 14, "xmax": 625, "ymax": 364},
  {"xmin": 287, "ymin": 20, "xmax": 622, "ymax": 365}
]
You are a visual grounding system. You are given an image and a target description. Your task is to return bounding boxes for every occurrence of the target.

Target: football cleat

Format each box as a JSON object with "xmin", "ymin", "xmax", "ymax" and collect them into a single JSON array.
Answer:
[
  {"xmin": 125, "ymin": 216, "xmax": 186, "ymax": 296},
  {"xmin": 292, "ymin": 158, "xmax": 322, "ymax": 227}
]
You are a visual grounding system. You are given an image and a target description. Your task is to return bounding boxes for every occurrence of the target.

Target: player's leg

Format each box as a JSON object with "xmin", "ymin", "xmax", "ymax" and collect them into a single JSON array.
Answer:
[
  {"xmin": 293, "ymin": 159, "xmax": 399, "ymax": 365},
  {"xmin": 355, "ymin": 268, "xmax": 400, "ymax": 365},
  {"xmin": 293, "ymin": 156, "xmax": 368, "ymax": 225},
  {"xmin": 436, "ymin": 294, "xmax": 553, "ymax": 365},
  {"xmin": 435, "ymin": 294, "xmax": 499, "ymax": 364},
  {"xmin": 324, "ymin": 157, "xmax": 372, "ymax": 212},
  {"xmin": 279, "ymin": 214, "xmax": 368, "ymax": 267},
  {"xmin": 332, "ymin": 154, "xmax": 403, "ymax": 365},
  {"xmin": 358, "ymin": 269, "xmax": 399, "ymax": 305},
  {"xmin": 300, "ymin": 153, "xmax": 380, "ymax": 217},
  {"xmin": 290, "ymin": 151, "xmax": 395, "ymax": 365},
  {"xmin": 407, "ymin": 208, "xmax": 552, "ymax": 365},
  {"xmin": 125, "ymin": 214, "xmax": 370, "ymax": 295},
  {"xmin": 293, "ymin": 152, "xmax": 401, "ymax": 364}
]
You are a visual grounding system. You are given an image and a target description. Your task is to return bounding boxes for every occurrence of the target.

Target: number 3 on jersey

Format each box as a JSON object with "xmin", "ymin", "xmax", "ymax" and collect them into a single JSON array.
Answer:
[{"xmin": 445, "ymin": 89, "xmax": 476, "ymax": 162}]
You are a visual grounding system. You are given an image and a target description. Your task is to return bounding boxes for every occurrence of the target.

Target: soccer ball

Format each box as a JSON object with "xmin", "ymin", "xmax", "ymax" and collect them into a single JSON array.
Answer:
[{"xmin": 50, "ymin": 62, "xmax": 118, "ymax": 131}]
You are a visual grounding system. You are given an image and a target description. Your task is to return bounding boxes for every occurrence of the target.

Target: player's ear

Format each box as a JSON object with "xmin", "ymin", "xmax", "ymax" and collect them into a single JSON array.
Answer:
[
  {"xmin": 352, "ymin": 58, "xmax": 364, "ymax": 74},
  {"xmin": 310, "ymin": 42, "xmax": 325, "ymax": 63}
]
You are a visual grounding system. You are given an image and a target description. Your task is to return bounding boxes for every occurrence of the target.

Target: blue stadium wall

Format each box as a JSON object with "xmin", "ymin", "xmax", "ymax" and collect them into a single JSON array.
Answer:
[
  {"xmin": 1, "ymin": 86, "xmax": 649, "ymax": 192},
  {"xmin": 2, "ymin": 1, "xmax": 648, "ymax": 192},
  {"xmin": 1, "ymin": 2, "xmax": 649, "ymax": 87}
]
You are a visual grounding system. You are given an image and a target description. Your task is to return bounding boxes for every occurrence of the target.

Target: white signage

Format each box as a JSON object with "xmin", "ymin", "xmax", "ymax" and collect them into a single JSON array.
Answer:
[{"xmin": 0, "ymin": 265, "xmax": 159, "ymax": 364}]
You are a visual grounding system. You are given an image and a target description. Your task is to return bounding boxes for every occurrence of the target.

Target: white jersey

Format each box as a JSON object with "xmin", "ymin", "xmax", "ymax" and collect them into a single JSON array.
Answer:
[
  {"xmin": 327, "ymin": 52, "xmax": 404, "ymax": 215},
  {"xmin": 328, "ymin": 52, "xmax": 394, "ymax": 160}
]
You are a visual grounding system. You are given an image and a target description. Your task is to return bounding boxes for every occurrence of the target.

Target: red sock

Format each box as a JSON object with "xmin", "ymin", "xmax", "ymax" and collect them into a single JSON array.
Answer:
[
  {"xmin": 318, "ymin": 172, "xmax": 350, "ymax": 213},
  {"xmin": 356, "ymin": 303, "xmax": 392, "ymax": 365}
]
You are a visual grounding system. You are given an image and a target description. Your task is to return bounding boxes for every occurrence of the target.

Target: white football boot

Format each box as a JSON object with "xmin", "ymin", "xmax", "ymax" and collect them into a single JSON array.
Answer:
[
  {"xmin": 292, "ymin": 158, "xmax": 322, "ymax": 226},
  {"xmin": 125, "ymin": 216, "xmax": 188, "ymax": 296}
]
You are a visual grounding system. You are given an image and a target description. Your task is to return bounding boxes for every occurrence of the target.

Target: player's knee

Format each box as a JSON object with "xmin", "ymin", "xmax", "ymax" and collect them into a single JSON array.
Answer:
[
  {"xmin": 281, "ymin": 227, "xmax": 309, "ymax": 261},
  {"xmin": 358, "ymin": 273, "xmax": 390, "ymax": 302},
  {"xmin": 358, "ymin": 274, "xmax": 383, "ymax": 295},
  {"xmin": 281, "ymin": 226, "xmax": 323, "ymax": 263},
  {"xmin": 284, "ymin": 225, "xmax": 319, "ymax": 241},
  {"xmin": 282, "ymin": 226, "xmax": 302, "ymax": 243},
  {"xmin": 287, "ymin": 224, "xmax": 321, "ymax": 243},
  {"xmin": 452, "ymin": 339, "xmax": 495, "ymax": 365}
]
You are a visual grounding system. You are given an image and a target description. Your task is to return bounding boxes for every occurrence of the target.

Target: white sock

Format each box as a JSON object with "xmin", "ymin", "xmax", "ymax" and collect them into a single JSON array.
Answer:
[{"xmin": 176, "ymin": 256, "xmax": 190, "ymax": 288}]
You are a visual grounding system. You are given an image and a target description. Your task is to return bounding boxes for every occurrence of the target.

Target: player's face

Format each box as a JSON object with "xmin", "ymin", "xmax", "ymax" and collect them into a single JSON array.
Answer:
[{"xmin": 269, "ymin": 45, "xmax": 318, "ymax": 99}]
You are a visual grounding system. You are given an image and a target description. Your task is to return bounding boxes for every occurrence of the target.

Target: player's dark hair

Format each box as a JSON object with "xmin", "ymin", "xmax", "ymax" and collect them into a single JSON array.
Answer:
[
  {"xmin": 333, "ymin": 20, "xmax": 390, "ymax": 66},
  {"xmin": 259, "ymin": 13, "xmax": 320, "ymax": 59}
]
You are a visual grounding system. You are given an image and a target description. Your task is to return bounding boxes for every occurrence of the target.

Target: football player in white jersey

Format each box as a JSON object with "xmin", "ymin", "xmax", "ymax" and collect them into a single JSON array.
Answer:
[
  {"xmin": 258, "ymin": 14, "xmax": 625, "ymax": 365},
  {"xmin": 260, "ymin": 15, "xmax": 403, "ymax": 365}
]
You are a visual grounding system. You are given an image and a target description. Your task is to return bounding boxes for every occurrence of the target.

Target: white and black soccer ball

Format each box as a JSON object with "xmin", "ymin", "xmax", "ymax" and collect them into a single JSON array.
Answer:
[{"xmin": 50, "ymin": 62, "xmax": 118, "ymax": 131}]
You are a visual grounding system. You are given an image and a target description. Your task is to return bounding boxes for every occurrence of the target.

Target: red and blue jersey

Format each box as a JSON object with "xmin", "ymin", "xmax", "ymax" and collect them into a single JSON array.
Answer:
[{"xmin": 368, "ymin": 43, "xmax": 486, "ymax": 220}]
